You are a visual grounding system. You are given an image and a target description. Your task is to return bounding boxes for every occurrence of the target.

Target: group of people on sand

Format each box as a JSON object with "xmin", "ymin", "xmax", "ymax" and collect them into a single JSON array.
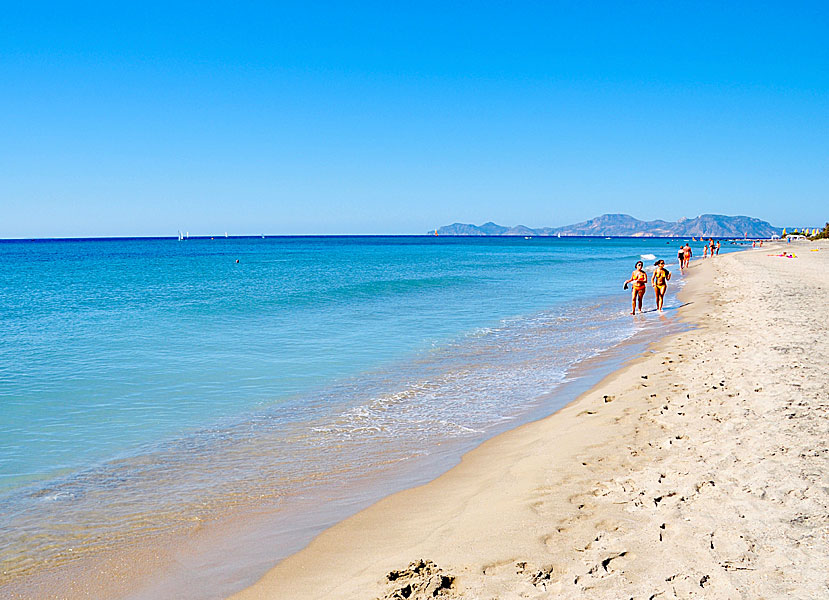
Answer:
[
  {"xmin": 702, "ymin": 238, "xmax": 720, "ymax": 259},
  {"xmin": 624, "ymin": 259, "xmax": 671, "ymax": 315},
  {"xmin": 625, "ymin": 238, "xmax": 725, "ymax": 315},
  {"xmin": 675, "ymin": 239, "xmax": 720, "ymax": 269}
]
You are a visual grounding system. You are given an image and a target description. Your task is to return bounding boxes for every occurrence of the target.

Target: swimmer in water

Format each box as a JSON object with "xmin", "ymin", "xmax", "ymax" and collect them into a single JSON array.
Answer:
[
  {"xmin": 624, "ymin": 260, "xmax": 648, "ymax": 315},
  {"xmin": 651, "ymin": 259, "xmax": 671, "ymax": 312}
]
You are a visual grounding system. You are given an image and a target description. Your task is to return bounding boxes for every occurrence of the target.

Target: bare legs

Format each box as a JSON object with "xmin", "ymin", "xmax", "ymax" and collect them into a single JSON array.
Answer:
[
  {"xmin": 655, "ymin": 287, "xmax": 665, "ymax": 312},
  {"xmin": 631, "ymin": 288, "xmax": 645, "ymax": 314}
]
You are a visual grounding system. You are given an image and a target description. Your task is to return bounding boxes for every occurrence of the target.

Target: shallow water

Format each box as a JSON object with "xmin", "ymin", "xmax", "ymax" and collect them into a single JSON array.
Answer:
[{"xmin": 0, "ymin": 236, "xmax": 738, "ymax": 595}]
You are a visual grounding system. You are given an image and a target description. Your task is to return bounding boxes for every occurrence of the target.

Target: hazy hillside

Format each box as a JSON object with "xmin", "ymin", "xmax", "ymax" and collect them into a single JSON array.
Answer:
[{"xmin": 435, "ymin": 214, "xmax": 780, "ymax": 238}]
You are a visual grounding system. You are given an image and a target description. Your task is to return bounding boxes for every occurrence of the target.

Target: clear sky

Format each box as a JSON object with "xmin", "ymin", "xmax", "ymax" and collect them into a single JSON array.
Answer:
[{"xmin": 2, "ymin": 2, "xmax": 827, "ymax": 237}]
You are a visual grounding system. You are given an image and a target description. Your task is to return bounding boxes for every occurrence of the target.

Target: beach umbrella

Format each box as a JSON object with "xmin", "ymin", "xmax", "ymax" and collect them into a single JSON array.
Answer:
[{"xmin": 782, "ymin": 228, "xmax": 787, "ymax": 236}]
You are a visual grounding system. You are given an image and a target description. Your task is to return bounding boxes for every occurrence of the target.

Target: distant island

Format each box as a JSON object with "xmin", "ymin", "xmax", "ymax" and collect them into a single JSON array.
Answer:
[{"xmin": 433, "ymin": 214, "xmax": 780, "ymax": 238}]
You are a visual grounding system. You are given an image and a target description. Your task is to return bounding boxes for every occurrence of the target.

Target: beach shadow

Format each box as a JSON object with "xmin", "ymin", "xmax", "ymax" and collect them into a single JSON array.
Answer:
[
  {"xmin": 639, "ymin": 302, "xmax": 692, "ymax": 315},
  {"xmin": 666, "ymin": 302, "xmax": 692, "ymax": 311}
]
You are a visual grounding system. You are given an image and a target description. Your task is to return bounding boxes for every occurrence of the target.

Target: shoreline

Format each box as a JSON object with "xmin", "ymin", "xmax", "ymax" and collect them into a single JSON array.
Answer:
[
  {"xmin": 135, "ymin": 298, "xmax": 688, "ymax": 600},
  {"xmin": 1, "ymin": 246, "xmax": 695, "ymax": 600},
  {"xmin": 227, "ymin": 258, "xmax": 712, "ymax": 599},
  {"xmin": 230, "ymin": 241, "xmax": 828, "ymax": 599}
]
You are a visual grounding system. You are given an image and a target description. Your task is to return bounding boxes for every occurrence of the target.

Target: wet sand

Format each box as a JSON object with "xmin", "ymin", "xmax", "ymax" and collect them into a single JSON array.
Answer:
[{"xmin": 231, "ymin": 241, "xmax": 829, "ymax": 599}]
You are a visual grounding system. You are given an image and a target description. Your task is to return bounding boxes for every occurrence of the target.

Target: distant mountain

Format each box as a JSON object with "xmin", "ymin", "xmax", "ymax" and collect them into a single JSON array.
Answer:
[{"xmin": 435, "ymin": 214, "xmax": 780, "ymax": 238}]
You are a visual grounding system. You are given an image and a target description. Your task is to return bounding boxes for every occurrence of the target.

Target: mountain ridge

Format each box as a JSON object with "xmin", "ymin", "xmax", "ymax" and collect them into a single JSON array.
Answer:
[{"xmin": 434, "ymin": 214, "xmax": 780, "ymax": 238}]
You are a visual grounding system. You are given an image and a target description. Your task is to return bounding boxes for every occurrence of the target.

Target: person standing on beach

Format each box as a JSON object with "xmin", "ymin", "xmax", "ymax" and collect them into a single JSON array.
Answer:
[
  {"xmin": 683, "ymin": 243, "xmax": 692, "ymax": 268},
  {"xmin": 709, "ymin": 238, "xmax": 715, "ymax": 257},
  {"xmin": 703, "ymin": 243, "xmax": 709, "ymax": 259},
  {"xmin": 677, "ymin": 246, "xmax": 685, "ymax": 267},
  {"xmin": 715, "ymin": 240, "xmax": 721, "ymax": 255},
  {"xmin": 624, "ymin": 261, "xmax": 648, "ymax": 315},
  {"xmin": 652, "ymin": 260, "xmax": 671, "ymax": 312}
]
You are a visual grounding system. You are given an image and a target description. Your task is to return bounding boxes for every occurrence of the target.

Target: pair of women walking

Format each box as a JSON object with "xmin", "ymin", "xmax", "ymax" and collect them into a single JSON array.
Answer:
[{"xmin": 624, "ymin": 260, "xmax": 671, "ymax": 315}]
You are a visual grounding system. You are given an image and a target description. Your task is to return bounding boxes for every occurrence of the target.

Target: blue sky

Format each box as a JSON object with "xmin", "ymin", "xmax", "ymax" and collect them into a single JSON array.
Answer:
[{"xmin": 2, "ymin": 2, "xmax": 827, "ymax": 237}]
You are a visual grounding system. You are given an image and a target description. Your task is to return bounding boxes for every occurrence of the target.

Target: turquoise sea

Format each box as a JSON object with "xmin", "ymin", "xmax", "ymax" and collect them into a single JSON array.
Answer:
[{"xmin": 0, "ymin": 236, "xmax": 740, "ymax": 598}]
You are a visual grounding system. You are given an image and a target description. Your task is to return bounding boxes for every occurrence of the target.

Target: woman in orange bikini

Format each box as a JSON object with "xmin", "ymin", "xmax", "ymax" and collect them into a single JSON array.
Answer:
[
  {"xmin": 624, "ymin": 260, "xmax": 648, "ymax": 315},
  {"xmin": 651, "ymin": 259, "xmax": 671, "ymax": 312}
]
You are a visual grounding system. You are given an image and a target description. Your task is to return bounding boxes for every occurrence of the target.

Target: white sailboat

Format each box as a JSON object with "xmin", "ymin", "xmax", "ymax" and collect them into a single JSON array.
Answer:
[{"xmin": 178, "ymin": 230, "xmax": 183, "ymax": 241}]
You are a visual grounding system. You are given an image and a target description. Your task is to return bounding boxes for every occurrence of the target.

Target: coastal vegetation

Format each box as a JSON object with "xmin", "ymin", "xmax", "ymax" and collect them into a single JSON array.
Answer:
[{"xmin": 810, "ymin": 223, "xmax": 829, "ymax": 240}]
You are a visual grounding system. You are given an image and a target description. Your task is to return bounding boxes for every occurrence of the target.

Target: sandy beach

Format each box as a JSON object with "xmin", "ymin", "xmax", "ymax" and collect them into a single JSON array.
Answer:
[{"xmin": 231, "ymin": 241, "xmax": 829, "ymax": 600}]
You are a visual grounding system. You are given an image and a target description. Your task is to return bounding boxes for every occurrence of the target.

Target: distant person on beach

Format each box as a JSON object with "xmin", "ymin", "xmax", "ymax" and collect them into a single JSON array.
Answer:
[
  {"xmin": 624, "ymin": 261, "xmax": 648, "ymax": 315},
  {"xmin": 677, "ymin": 246, "xmax": 684, "ymax": 266},
  {"xmin": 715, "ymin": 240, "xmax": 721, "ymax": 255},
  {"xmin": 652, "ymin": 260, "xmax": 671, "ymax": 312},
  {"xmin": 703, "ymin": 243, "xmax": 709, "ymax": 259},
  {"xmin": 709, "ymin": 239, "xmax": 715, "ymax": 257},
  {"xmin": 682, "ymin": 243, "xmax": 692, "ymax": 268}
]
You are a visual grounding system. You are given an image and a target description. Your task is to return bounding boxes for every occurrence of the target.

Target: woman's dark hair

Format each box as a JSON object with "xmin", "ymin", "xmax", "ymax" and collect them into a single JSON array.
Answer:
[{"xmin": 635, "ymin": 261, "xmax": 643, "ymax": 268}]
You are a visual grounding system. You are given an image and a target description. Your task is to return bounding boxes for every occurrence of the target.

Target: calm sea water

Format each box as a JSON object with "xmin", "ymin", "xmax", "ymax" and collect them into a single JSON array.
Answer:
[{"xmin": 0, "ymin": 236, "xmax": 739, "ymax": 596}]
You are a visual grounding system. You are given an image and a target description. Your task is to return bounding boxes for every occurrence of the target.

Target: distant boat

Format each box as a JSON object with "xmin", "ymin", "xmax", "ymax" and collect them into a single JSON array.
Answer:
[
  {"xmin": 225, "ymin": 232, "xmax": 228, "ymax": 238},
  {"xmin": 186, "ymin": 232, "xmax": 189, "ymax": 240},
  {"xmin": 434, "ymin": 229, "xmax": 438, "ymax": 236},
  {"xmin": 557, "ymin": 233, "xmax": 561, "ymax": 238},
  {"xmin": 605, "ymin": 237, "xmax": 611, "ymax": 239},
  {"xmin": 261, "ymin": 234, "xmax": 265, "ymax": 239},
  {"xmin": 524, "ymin": 236, "xmax": 532, "ymax": 240},
  {"xmin": 178, "ymin": 230, "xmax": 183, "ymax": 241}
]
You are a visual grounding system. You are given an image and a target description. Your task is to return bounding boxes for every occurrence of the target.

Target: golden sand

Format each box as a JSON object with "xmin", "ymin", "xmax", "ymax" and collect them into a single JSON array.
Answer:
[{"xmin": 232, "ymin": 241, "xmax": 829, "ymax": 599}]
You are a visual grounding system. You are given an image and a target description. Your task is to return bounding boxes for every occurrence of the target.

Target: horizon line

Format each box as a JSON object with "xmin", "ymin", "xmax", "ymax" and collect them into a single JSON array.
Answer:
[{"xmin": 1, "ymin": 234, "xmax": 772, "ymax": 242}]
